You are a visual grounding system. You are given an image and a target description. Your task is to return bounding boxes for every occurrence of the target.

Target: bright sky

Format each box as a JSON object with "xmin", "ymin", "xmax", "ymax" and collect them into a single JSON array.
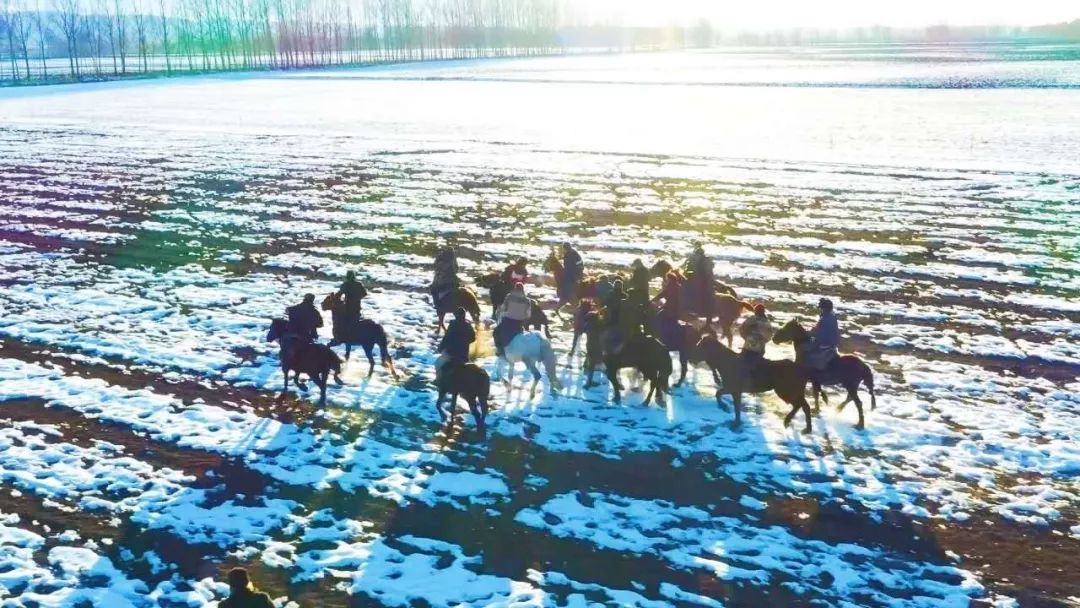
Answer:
[{"xmin": 594, "ymin": 0, "xmax": 1080, "ymax": 29}]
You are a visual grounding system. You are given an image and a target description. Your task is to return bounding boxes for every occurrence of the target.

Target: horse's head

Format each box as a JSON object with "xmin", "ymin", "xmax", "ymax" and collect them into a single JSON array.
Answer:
[
  {"xmin": 266, "ymin": 318, "xmax": 287, "ymax": 343},
  {"xmin": 650, "ymin": 259, "xmax": 673, "ymax": 279},
  {"xmin": 542, "ymin": 250, "xmax": 560, "ymax": 273},
  {"xmin": 475, "ymin": 272, "xmax": 500, "ymax": 289},
  {"xmin": 693, "ymin": 329, "xmax": 731, "ymax": 362},
  {"xmin": 772, "ymin": 318, "xmax": 807, "ymax": 345},
  {"xmin": 320, "ymin": 292, "xmax": 338, "ymax": 312}
]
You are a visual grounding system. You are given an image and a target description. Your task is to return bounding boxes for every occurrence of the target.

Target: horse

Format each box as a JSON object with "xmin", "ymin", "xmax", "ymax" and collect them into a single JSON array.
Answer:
[
  {"xmin": 435, "ymin": 362, "xmax": 492, "ymax": 435},
  {"xmin": 542, "ymin": 250, "xmax": 620, "ymax": 316},
  {"xmin": 772, "ymin": 319, "xmax": 876, "ymax": 429},
  {"xmin": 584, "ymin": 330, "xmax": 672, "ymax": 407},
  {"xmin": 320, "ymin": 294, "xmax": 398, "ymax": 379},
  {"xmin": 266, "ymin": 318, "xmax": 343, "ymax": 406},
  {"xmin": 493, "ymin": 331, "xmax": 562, "ymax": 399},
  {"xmin": 694, "ymin": 332, "xmax": 814, "ymax": 432},
  {"xmin": 474, "ymin": 272, "xmax": 552, "ymax": 338},
  {"xmin": 433, "ymin": 286, "xmax": 482, "ymax": 334},
  {"xmin": 649, "ymin": 259, "xmax": 738, "ymax": 298}
]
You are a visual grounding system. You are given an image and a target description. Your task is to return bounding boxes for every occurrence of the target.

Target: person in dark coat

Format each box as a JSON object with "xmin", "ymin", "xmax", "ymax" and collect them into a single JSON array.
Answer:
[
  {"xmin": 430, "ymin": 246, "xmax": 460, "ymax": 307},
  {"xmin": 560, "ymin": 243, "xmax": 584, "ymax": 301},
  {"xmin": 285, "ymin": 293, "xmax": 323, "ymax": 342},
  {"xmin": 651, "ymin": 271, "xmax": 682, "ymax": 346},
  {"xmin": 808, "ymin": 297, "xmax": 840, "ymax": 370},
  {"xmin": 628, "ymin": 258, "xmax": 650, "ymax": 308},
  {"xmin": 435, "ymin": 307, "xmax": 475, "ymax": 385},
  {"xmin": 220, "ymin": 568, "xmax": 274, "ymax": 608},
  {"xmin": 683, "ymin": 242, "xmax": 714, "ymax": 320},
  {"xmin": 336, "ymin": 270, "xmax": 367, "ymax": 327},
  {"xmin": 600, "ymin": 280, "xmax": 628, "ymax": 354}
]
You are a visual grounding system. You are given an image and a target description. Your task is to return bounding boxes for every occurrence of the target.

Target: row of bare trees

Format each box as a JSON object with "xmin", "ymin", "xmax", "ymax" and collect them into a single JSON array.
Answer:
[{"xmin": 0, "ymin": 0, "xmax": 700, "ymax": 82}]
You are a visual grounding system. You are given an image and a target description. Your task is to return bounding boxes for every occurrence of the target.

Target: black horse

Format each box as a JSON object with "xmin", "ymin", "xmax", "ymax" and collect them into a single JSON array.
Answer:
[
  {"xmin": 321, "ymin": 293, "xmax": 398, "ymax": 379},
  {"xmin": 772, "ymin": 319, "xmax": 876, "ymax": 429},
  {"xmin": 435, "ymin": 363, "xmax": 492, "ymax": 435},
  {"xmin": 266, "ymin": 318, "xmax": 343, "ymax": 405},
  {"xmin": 583, "ymin": 324, "xmax": 672, "ymax": 407},
  {"xmin": 474, "ymin": 271, "xmax": 552, "ymax": 338}
]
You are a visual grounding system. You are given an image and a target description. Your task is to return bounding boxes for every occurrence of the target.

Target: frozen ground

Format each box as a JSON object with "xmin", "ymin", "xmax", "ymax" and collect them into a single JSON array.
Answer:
[{"xmin": 0, "ymin": 49, "xmax": 1078, "ymax": 607}]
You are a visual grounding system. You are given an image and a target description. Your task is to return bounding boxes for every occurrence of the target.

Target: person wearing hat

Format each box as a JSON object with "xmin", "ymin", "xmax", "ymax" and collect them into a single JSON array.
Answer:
[
  {"xmin": 600, "ymin": 279, "xmax": 628, "ymax": 354},
  {"xmin": 220, "ymin": 567, "xmax": 274, "ymax": 608},
  {"xmin": 335, "ymin": 270, "xmax": 367, "ymax": 329},
  {"xmin": 682, "ymin": 242, "xmax": 714, "ymax": 320},
  {"xmin": 627, "ymin": 258, "xmax": 650, "ymax": 308},
  {"xmin": 808, "ymin": 297, "xmax": 840, "ymax": 370},
  {"xmin": 493, "ymin": 282, "xmax": 532, "ymax": 357},
  {"xmin": 430, "ymin": 245, "xmax": 460, "ymax": 308},
  {"xmin": 739, "ymin": 303, "xmax": 773, "ymax": 363},
  {"xmin": 285, "ymin": 293, "xmax": 323, "ymax": 342},
  {"xmin": 559, "ymin": 243, "xmax": 584, "ymax": 302},
  {"xmin": 435, "ymin": 306, "xmax": 475, "ymax": 386}
]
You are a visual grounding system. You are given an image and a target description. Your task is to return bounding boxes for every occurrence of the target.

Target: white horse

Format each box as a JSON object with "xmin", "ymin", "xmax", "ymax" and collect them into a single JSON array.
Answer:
[{"xmin": 493, "ymin": 331, "xmax": 562, "ymax": 398}]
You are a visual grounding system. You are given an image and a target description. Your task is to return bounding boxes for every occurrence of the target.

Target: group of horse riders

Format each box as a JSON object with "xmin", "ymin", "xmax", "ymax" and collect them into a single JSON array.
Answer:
[{"xmin": 279, "ymin": 242, "xmax": 842, "ymax": 385}]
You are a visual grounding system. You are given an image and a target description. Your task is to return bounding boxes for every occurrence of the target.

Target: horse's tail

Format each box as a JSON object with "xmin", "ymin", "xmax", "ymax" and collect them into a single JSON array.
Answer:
[
  {"xmin": 863, "ymin": 363, "xmax": 876, "ymax": 410},
  {"xmin": 540, "ymin": 339, "xmax": 561, "ymax": 391}
]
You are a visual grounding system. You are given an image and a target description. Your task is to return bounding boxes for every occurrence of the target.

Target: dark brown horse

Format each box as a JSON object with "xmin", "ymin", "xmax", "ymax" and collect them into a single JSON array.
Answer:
[
  {"xmin": 694, "ymin": 333, "xmax": 813, "ymax": 432},
  {"xmin": 542, "ymin": 250, "xmax": 620, "ymax": 316},
  {"xmin": 320, "ymin": 294, "xmax": 398, "ymax": 379},
  {"xmin": 772, "ymin": 319, "xmax": 876, "ymax": 429},
  {"xmin": 649, "ymin": 259, "xmax": 737, "ymax": 298},
  {"xmin": 266, "ymin": 318, "xmax": 343, "ymax": 405},
  {"xmin": 435, "ymin": 362, "xmax": 492, "ymax": 435},
  {"xmin": 434, "ymin": 286, "xmax": 482, "ymax": 334},
  {"xmin": 474, "ymin": 272, "xmax": 551, "ymax": 338}
]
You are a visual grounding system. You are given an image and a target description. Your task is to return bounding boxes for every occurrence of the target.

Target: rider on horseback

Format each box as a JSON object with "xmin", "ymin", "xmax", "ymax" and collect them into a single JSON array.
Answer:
[
  {"xmin": 684, "ymin": 242, "xmax": 714, "ymax": 321},
  {"xmin": 286, "ymin": 293, "xmax": 323, "ymax": 342},
  {"xmin": 335, "ymin": 271, "xmax": 367, "ymax": 330},
  {"xmin": 559, "ymin": 243, "xmax": 584, "ymax": 302},
  {"xmin": 628, "ymin": 258, "xmax": 650, "ymax": 308},
  {"xmin": 430, "ymin": 246, "xmax": 461, "ymax": 309},
  {"xmin": 807, "ymin": 298, "xmax": 840, "ymax": 371},
  {"xmin": 739, "ymin": 303, "xmax": 773, "ymax": 385},
  {"xmin": 435, "ymin": 307, "xmax": 475, "ymax": 386},
  {"xmin": 600, "ymin": 280, "xmax": 629, "ymax": 354},
  {"xmin": 651, "ymin": 271, "xmax": 682, "ymax": 346},
  {"xmin": 493, "ymin": 282, "xmax": 531, "ymax": 358}
]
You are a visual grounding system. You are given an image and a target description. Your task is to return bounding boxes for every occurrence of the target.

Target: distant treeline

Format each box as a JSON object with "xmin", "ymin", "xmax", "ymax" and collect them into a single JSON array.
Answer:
[
  {"xmin": 723, "ymin": 20, "xmax": 1080, "ymax": 46},
  {"xmin": 0, "ymin": 0, "xmax": 711, "ymax": 84}
]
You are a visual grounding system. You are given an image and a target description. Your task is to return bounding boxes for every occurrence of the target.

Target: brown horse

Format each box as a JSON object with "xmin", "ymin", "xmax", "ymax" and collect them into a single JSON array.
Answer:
[
  {"xmin": 434, "ymin": 286, "xmax": 482, "ymax": 333},
  {"xmin": 266, "ymin": 318, "xmax": 343, "ymax": 406},
  {"xmin": 649, "ymin": 259, "xmax": 737, "ymax": 298},
  {"xmin": 542, "ymin": 250, "xmax": 620, "ymax": 316},
  {"xmin": 694, "ymin": 333, "xmax": 813, "ymax": 432},
  {"xmin": 320, "ymin": 294, "xmax": 398, "ymax": 379},
  {"xmin": 772, "ymin": 319, "xmax": 876, "ymax": 429},
  {"xmin": 435, "ymin": 362, "xmax": 492, "ymax": 436},
  {"xmin": 473, "ymin": 271, "xmax": 552, "ymax": 338}
]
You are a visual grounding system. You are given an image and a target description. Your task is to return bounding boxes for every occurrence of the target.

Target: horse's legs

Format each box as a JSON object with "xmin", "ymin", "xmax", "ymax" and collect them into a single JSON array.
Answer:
[
  {"xmin": 317, "ymin": 372, "xmax": 328, "ymax": 406},
  {"xmin": 435, "ymin": 390, "xmax": 447, "ymax": 421},
  {"xmin": 279, "ymin": 368, "xmax": 290, "ymax": 402},
  {"xmin": 846, "ymin": 384, "xmax": 866, "ymax": 430},
  {"xmin": 606, "ymin": 363, "xmax": 621, "ymax": 404},
  {"xmin": 812, "ymin": 380, "xmax": 825, "ymax": 414},
  {"xmin": 345, "ymin": 344, "xmax": 352, "ymax": 361},
  {"xmin": 525, "ymin": 360, "xmax": 541, "ymax": 400},
  {"xmin": 676, "ymin": 350, "xmax": 687, "ymax": 386},
  {"xmin": 436, "ymin": 311, "xmax": 446, "ymax": 334},
  {"xmin": 567, "ymin": 331, "xmax": 580, "ymax": 366},
  {"xmin": 800, "ymin": 394, "xmax": 813, "ymax": 434},
  {"xmin": 642, "ymin": 373, "xmax": 655, "ymax": 406},
  {"xmin": 723, "ymin": 324, "xmax": 734, "ymax": 349},
  {"xmin": 363, "ymin": 345, "xmax": 376, "ymax": 377},
  {"xmin": 730, "ymin": 391, "xmax": 742, "ymax": 428}
]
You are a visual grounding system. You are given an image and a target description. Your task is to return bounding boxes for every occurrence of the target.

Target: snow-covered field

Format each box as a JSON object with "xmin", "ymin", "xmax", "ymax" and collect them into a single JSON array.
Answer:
[{"xmin": 0, "ymin": 49, "xmax": 1078, "ymax": 607}]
